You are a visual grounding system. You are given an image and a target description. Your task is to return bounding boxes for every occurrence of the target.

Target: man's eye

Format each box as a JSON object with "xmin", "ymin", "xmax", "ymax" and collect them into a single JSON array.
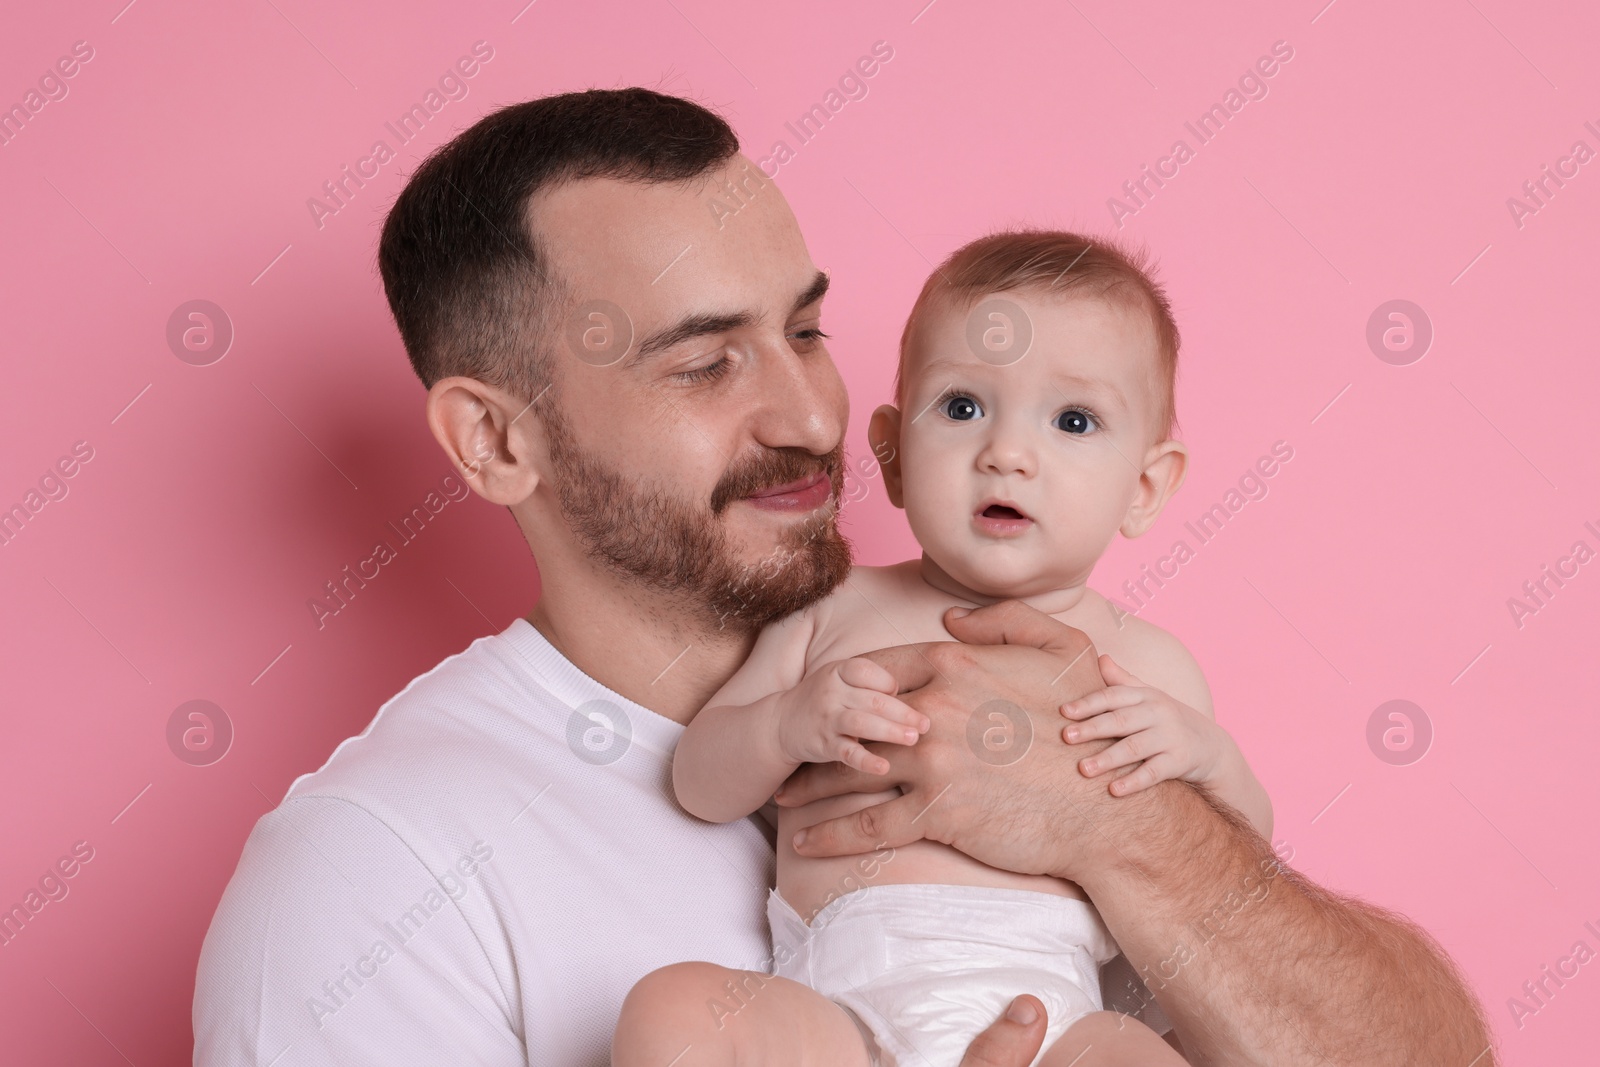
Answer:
[
  {"xmin": 673, "ymin": 357, "xmax": 730, "ymax": 384},
  {"xmin": 789, "ymin": 327, "xmax": 830, "ymax": 348},
  {"xmin": 1055, "ymin": 409, "xmax": 1098, "ymax": 434},
  {"xmin": 942, "ymin": 394, "xmax": 982, "ymax": 421}
]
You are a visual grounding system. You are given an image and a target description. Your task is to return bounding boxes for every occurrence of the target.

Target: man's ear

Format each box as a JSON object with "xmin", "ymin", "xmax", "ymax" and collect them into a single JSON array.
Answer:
[
  {"xmin": 867, "ymin": 404, "xmax": 905, "ymax": 509},
  {"xmin": 1121, "ymin": 438, "xmax": 1188, "ymax": 538},
  {"xmin": 426, "ymin": 375, "xmax": 550, "ymax": 506}
]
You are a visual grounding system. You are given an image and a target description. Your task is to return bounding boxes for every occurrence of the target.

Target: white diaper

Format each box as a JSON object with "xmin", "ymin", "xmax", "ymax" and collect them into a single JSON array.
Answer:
[{"xmin": 767, "ymin": 883, "xmax": 1119, "ymax": 1067}]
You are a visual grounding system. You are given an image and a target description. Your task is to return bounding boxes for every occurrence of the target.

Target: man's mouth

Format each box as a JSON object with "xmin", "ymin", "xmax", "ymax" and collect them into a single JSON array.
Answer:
[
  {"xmin": 975, "ymin": 498, "xmax": 1033, "ymax": 535},
  {"xmin": 744, "ymin": 470, "xmax": 833, "ymax": 512}
]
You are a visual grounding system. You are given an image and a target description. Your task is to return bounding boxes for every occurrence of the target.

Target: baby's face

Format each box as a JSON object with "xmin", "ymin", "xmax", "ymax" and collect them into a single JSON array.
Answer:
[{"xmin": 885, "ymin": 288, "xmax": 1167, "ymax": 600}]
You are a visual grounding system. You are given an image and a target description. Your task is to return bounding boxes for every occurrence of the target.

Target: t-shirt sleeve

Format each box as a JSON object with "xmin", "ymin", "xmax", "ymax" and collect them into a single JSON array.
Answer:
[{"xmin": 194, "ymin": 795, "xmax": 526, "ymax": 1066}]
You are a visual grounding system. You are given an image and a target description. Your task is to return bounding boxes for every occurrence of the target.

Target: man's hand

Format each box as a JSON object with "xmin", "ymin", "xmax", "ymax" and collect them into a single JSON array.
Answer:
[
  {"xmin": 959, "ymin": 996, "xmax": 1049, "ymax": 1067},
  {"xmin": 773, "ymin": 600, "xmax": 1118, "ymax": 884},
  {"xmin": 778, "ymin": 600, "xmax": 1495, "ymax": 1066}
]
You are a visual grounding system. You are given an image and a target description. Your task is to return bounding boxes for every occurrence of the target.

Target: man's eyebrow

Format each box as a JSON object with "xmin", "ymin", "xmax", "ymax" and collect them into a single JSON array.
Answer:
[
  {"xmin": 632, "ymin": 311, "xmax": 754, "ymax": 362},
  {"xmin": 628, "ymin": 270, "xmax": 830, "ymax": 366},
  {"xmin": 790, "ymin": 270, "xmax": 830, "ymax": 316}
]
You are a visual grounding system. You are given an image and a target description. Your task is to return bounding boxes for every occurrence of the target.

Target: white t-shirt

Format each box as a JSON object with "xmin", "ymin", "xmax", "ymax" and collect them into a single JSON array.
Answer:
[
  {"xmin": 195, "ymin": 617, "xmax": 1167, "ymax": 1065},
  {"xmin": 194, "ymin": 618, "xmax": 776, "ymax": 1066}
]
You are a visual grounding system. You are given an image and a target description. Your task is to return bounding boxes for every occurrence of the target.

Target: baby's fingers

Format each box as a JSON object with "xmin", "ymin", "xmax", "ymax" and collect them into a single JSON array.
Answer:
[
  {"xmin": 1108, "ymin": 754, "xmax": 1181, "ymax": 796},
  {"xmin": 1098, "ymin": 654, "xmax": 1149, "ymax": 688},
  {"xmin": 1060, "ymin": 685, "xmax": 1144, "ymax": 720},
  {"xmin": 835, "ymin": 738, "xmax": 891, "ymax": 776},
  {"xmin": 856, "ymin": 693, "xmax": 929, "ymax": 734},
  {"xmin": 842, "ymin": 708, "xmax": 922, "ymax": 747},
  {"xmin": 837, "ymin": 656, "xmax": 901, "ymax": 696},
  {"xmin": 1077, "ymin": 731, "xmax": 1158, "ymax": 777},
  {"xmin": 1062, "ymin": 706, "xmax": 1150, "ymax": 744}
]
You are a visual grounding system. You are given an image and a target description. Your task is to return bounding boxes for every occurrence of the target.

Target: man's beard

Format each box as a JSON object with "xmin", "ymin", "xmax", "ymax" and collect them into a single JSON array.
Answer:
[{"xmin": 541, "ymin": 405, "xmax": 853, "ymax": 635}]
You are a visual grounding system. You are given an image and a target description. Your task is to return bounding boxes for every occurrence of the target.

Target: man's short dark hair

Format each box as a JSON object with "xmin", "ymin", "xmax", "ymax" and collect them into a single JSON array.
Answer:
[{"xmin": 378, "ymin": 88, "xmax": 739, "ymax": 401}]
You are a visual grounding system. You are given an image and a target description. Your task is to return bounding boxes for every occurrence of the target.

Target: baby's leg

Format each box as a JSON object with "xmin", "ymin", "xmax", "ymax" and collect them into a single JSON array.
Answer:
[
  {"xmin": 1039, "ymin": 1010, "xmax": 1188, "ymax": 1067},
  {"xmin": 613, "ymin": 961, "xmax": 873, "ymax": 1067}
]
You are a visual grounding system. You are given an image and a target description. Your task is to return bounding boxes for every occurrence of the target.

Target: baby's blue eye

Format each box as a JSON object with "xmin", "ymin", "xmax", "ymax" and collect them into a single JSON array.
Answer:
[
  {"xmin": 943, "ymin": 395, "xmax": 982, "ymax": 421},
  {"xmin": 1056, "ymin": 409, "xmax": 1096, "ymax": 434}
]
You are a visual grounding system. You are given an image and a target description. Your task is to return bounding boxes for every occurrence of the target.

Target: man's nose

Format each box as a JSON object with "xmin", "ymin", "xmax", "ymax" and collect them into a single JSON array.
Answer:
[{"xmin": 748, "ymin": 339, "xmax": 846, "ymax": 456}]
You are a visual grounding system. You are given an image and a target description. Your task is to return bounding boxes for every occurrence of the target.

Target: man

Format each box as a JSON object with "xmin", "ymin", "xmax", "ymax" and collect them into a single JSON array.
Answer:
[{"xmin": 194, "ymin": 88, "xmax": 1492, "ymax": 1065}]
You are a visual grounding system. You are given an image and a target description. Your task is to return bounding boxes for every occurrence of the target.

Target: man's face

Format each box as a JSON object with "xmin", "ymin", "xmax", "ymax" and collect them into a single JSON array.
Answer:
[{"xmin": 528, "ymin": 155, "xmax": 852, "ymax": 633}]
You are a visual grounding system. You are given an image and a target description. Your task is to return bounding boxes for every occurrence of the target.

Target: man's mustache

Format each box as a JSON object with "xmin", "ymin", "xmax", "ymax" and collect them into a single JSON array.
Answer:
[{"xmin": 710, "ymin": 444, "xmax": 845, "ymax": 514}]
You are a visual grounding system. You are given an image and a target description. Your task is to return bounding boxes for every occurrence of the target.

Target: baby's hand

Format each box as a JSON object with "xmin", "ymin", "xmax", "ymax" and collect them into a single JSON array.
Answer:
[
  {"xmin": 775, "ymin": 657, "xmax": 930, "ymax": 775},
  {"xmin": 1059, "ymin": 654, "xmax": 1239, "ymax": 797}
]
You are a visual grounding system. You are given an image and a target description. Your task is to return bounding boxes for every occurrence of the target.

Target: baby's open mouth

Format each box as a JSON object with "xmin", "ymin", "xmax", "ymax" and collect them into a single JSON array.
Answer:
[{"xmin": 980, "ymin": 504, "xmax": 1026, "ymax": 520}]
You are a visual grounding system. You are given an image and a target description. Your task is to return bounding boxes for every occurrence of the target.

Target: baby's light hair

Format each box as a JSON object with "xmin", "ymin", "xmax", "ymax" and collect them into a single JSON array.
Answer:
[{"xmin": 894, "ymin": 229, "xmax": 1181, "ymax": 439}]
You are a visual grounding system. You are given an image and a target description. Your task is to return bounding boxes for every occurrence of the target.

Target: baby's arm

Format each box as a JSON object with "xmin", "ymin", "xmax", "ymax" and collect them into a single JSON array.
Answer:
[
  {"xmin": 673, "ymin": 608, "xmax": 929, "ymax": 824},
  {"xmin": 1061, "ymin": 636, "xmax": 1274, "ymax": 838}
]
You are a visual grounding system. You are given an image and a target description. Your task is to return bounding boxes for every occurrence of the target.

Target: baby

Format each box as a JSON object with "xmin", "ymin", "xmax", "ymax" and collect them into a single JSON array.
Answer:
[{"xmin": 612, "ymin": 230, "xmax": 1273, "ymax": 1066}]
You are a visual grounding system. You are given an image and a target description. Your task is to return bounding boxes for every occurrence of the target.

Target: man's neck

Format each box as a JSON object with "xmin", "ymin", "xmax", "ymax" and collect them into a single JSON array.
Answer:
[{"xmin": 526, "ymin": 570, "xmax": 758, "ymax": 726}]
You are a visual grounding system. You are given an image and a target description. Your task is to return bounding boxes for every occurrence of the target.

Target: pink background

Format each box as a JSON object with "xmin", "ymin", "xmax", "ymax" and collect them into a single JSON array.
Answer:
[{"xmin": 2, "ymin": 0, "xmax": 1597, "ymax": 1061}]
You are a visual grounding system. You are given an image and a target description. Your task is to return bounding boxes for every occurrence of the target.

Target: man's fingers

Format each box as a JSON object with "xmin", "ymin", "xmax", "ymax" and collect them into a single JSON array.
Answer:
[
  {"xmin": 957, "ymin": 995, "xmax": 1048, "ymax": 1067},
  {"xmin": 773, "ymin": 759, "xmax": 883, "ymax": 806},
  {"xmin": 943, "ymin": 599, "xmax": 1091, "ymax": 661},
  {"xmin": 791, "ymin": 793, "xmax": 925, "ymax": 857}
]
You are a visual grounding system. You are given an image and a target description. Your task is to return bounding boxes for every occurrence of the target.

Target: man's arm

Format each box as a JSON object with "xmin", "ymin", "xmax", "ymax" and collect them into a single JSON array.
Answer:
[
  {"xmin": 1063, "ymin": 778, "xmax": 1491, "ymax": 1066},
  {"xmin": 774, "ymin": 600, "xmax": 1493, "ymax": 1067}
]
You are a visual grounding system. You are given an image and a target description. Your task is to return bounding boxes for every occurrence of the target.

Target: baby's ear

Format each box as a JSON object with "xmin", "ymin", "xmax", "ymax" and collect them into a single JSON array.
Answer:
[
  {"xmin": 1121, "ymin": 439, "xmax": 1188, "ymax": 538},
  {"xmin": 867, "ymin": 404, "xmax": 906, "ymax": 509}
]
